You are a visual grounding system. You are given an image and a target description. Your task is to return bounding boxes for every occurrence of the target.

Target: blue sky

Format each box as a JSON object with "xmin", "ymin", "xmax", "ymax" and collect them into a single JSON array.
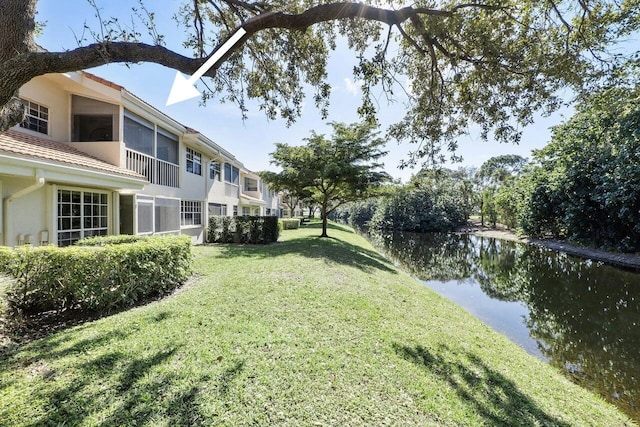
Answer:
[{"xmin": 35, "ymin": 0, "xmax": 572, "ymax": 182}]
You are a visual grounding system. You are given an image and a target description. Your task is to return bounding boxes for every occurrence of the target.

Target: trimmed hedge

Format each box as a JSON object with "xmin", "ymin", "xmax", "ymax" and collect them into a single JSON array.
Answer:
[
  {"xmin": 74, "ymin": 234, "xmax": 148, "ymax": 246},
  {"xmin": 0, "ymin": 235, "xmax": 191, "ymax": 314},
  {"xmin": 280, "ymin": 218, "xmax": 301, "ymax": 230},
  {"xmin": 207, "ymin": 216, "xmax": 279, "ymax": 244}
]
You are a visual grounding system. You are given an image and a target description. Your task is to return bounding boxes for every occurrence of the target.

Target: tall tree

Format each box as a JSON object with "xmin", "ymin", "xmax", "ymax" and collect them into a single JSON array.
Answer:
[
  {"xmin": 477, "ymin": 155, "xmax": 528, "ymax": 187},
  {"xmin": 1, "ymin": 1, "xmax": 639, "ymax": 164},
  {"xmin": 264, "ymin": 122, "xmax": 389, "ymax": 237},
  {"xmin": 476, "ymin": 154, "xmax": 528, "ymax": 226},
  {"xmin": 516, "ymin": 84, "xmax": 640, "ymax": 251}
]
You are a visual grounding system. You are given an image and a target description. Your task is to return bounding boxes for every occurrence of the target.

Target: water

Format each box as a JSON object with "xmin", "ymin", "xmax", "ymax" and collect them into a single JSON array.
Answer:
[{"xmin": 370, "ymin": 231, "xmax": 640, "ymax": 422}]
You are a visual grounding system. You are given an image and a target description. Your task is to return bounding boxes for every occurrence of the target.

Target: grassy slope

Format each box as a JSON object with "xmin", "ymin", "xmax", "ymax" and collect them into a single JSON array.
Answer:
[{"xmin": 0, "ymin": 221, "xmax": 634, "ymax": 426}]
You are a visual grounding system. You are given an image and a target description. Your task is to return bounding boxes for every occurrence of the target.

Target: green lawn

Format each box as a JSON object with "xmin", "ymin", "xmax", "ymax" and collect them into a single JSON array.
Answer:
[{"xmin": 0, "ymin": 221, "xmax": 634, "ymax": 426}]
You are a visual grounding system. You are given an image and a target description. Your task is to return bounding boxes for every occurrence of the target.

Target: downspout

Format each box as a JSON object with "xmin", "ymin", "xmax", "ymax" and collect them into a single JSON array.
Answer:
[{"xmin": 3, "ymin": 169, "xmax": 46, "ymax": 246}]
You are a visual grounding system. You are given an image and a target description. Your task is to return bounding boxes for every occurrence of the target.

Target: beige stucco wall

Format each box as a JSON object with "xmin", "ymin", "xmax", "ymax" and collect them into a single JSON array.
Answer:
[
  {"xmin": 18, "ymin": 77, "xmax": 70, "ymax": 142},
  {"xmin": 68, "ymin": 141, "xmax": 125, "ymax": 167},
  {"xmin": 2, "ymin": 177, "xmax": 49, "ymax": 247},
  {"xmin": 180, "ymin": 226, "xmax": 204, "ymax": 245}
]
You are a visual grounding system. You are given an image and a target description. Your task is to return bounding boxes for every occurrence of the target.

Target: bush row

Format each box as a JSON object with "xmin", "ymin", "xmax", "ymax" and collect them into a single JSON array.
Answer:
[
  {"xmin": 0, "ymin": 235, "xmax": 192, "ymax": 314},
  {"xmin": 207, "ymin": 216, "xmax": 280, "ymax": 244}
]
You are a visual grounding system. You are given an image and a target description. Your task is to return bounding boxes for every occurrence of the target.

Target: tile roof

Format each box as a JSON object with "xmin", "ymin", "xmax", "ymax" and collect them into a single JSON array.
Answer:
[
  {"xmin": 0, "ymin": 129, "xmax": 146, "ymax": 180},
  {"xmin": 81, "ymin": 71, "xmax": 124, "ymax": 91}
]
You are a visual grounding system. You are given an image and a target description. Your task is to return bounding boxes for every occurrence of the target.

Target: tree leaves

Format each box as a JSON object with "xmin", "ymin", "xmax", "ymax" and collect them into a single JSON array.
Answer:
[{"xmin": 263, "ymin": 121, "xmax": 390, "ymax": 236}]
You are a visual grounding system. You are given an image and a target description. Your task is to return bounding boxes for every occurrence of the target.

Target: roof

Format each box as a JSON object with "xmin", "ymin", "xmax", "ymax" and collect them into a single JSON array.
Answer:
[
  {"xmin": 81, "ymin": 71, "xmax": 124, "ymax": 91},
  {"xmin": 0, "ymin": 129, "xmax": 145, "ymax": 180}
]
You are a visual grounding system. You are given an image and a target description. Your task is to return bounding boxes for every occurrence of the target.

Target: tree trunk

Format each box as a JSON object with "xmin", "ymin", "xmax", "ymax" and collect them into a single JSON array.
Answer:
[
  {"xmin": 320, "ymin": 200, "xmax": 328, "ymax": 238},
  {"xmin": 0, "ymin": 0, "xmax": 38, "ymax": 132}
]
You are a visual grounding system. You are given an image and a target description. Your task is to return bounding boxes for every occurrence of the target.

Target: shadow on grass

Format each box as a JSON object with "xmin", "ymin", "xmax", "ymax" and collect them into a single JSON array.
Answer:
[
  {"xmin": 23, "ymin": 346, "xmax": 207, "ymax": 427},
  {"xmin": 304, "ymin": 221, "xmax": 355, "ymax": 234},
  {"xmin": 216, "ymin": 226, "xmax": 396, "ymax": 274},
  {"xmin": 1, "ymin": 319, "xmax": 246, "ymax": 426},
  {"xmin": 1, "ymin": 287, "xmax": 182, "ymax": 352},
  {"xmin": 393, "ymin": 343, "xmax": 570, "ymax": 427}
]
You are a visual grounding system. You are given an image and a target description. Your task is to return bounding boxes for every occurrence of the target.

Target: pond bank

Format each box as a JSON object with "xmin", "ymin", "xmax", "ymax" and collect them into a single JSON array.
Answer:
[{"xmin": 459, "ymin": 219, "xmax": 640, "ymax": 270}]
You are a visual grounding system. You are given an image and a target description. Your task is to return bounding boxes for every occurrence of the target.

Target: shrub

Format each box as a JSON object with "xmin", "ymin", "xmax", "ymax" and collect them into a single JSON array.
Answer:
[
  {"xmin": 1, "ymin": 235, "xmax": 191, "ymax": 314},
  {"xmin": 280, "ymin": 218, "xmax": 301, "ymax": 230},
  {"xmin": 370, "ymin": 187, "xmax": 466, "ymax": 233},
  {"xmin": 74, "ymin": 234, "xmax": 147, "ymax": 246},
  {"xmin": 208, "ymin": 216, "xmax": 279, "ymax": 244}
]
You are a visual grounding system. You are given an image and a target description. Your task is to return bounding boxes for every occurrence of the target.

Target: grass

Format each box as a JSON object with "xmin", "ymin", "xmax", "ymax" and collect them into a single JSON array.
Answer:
[{"xmin": 0, "ymin": 220, "xmax": 634, "ymax": 426}]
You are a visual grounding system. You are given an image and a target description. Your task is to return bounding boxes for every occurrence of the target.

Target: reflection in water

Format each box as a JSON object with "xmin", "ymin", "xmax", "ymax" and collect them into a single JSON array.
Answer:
[{"xmin": 371, "ymin": 231, "xmax": 640, "ymax": 422}]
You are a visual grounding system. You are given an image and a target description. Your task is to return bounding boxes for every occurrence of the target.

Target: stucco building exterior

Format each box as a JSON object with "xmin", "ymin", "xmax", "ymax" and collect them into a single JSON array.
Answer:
[{"xmin": 0, "ymin": 71, "xmax": 281, "ymax": 247}]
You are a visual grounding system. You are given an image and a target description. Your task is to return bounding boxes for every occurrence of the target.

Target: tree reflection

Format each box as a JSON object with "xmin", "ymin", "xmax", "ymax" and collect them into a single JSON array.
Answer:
[
  {"xmin": 371, "ymin": 232, "xmax": 477, "ymax": 281},
  {"xmin": 374, "ymin": 232, "xmax": 640, "ymax": 421}
]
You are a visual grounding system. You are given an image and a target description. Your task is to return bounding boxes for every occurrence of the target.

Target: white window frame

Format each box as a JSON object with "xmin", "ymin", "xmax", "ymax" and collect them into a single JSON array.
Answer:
[
  {"xmin": 20, "ymin": 98, "xmax": 49, "ymax": 135},
  {"xmin": 57, "ymin": 187, "xmax": 109, "ymax": 246},
  {"xmin": 208, "ymin": 203, "xmax": 227, "ymax": 216},
  {"xmin": 186, "ymin": 147, "xmax": 202, "ymax": 175},
  {"xmin": 181, "ymin": 200, "xmax": 203, "ymax": 226},
  {"xmin": 209, "ymin": 161, "xmax": 221, "ymax": 181}
]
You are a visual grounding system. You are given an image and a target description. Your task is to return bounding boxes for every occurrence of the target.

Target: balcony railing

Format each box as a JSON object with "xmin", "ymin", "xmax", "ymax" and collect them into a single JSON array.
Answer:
[{"xmin": 126, "ymin": 149, "xmax": 179, "ymax": 188}]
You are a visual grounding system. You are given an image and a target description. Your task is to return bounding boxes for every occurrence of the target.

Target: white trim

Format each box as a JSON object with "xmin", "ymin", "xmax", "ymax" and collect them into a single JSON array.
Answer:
[{"xmin": 0, "ymin": 153, "xmax": 146, "ymax": 189}]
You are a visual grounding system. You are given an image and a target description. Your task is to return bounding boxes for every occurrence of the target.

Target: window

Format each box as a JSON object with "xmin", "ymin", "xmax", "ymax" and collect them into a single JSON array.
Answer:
[
  {"xmin": 72, "ymin": 96, "xmax": 118, "ymax": 141},
  {"xmin": 266, "ymin": 208, "xmax": 271, "ymax": 216},
  {"xmin": 224, "ymin": 163, "xmax": 239, "ymax": 185},
  {"xmin": 20, "ymin": 99, "xmax": 48, "ymax": 135},
  {"xmin": 137, "ymin": 197, "xmax": 154, "ymax": 234},
  {"xmin": 186, "ymin": 148, "xmax": 202, "ymax": 175},
  {"xmin": 157, "ymin": 128, "xmax": 179, "ymax": 165},
  {"xmin": 208, "ymin": 203, "xmax": 227, "ymax": 216},
  {"xmin": 181, "ymin": 200, "xmax": 202, "ymax": 226},
  {"xmin": 209, "ymin": 161, "xmax": 221, "ymax": 181},
  {"xmin": 233, "ymin": 205, "xmax": 238, "ymax": 216},
  {"xmin": 124, "ymin": 110, "xmax": 154, "ymax": 155},
  {"xmin": 244, "ymin": 178, "xmax": 258, "ymax": 192},
  {"xmin": 73, "ymin": 115, "xmax": 113, "ymax": 141},
  {"xmin": 242, "ymin": 206, "xmax": 251, "ymax": 216},
  {"xmin": 57, "ymin": 189, "xmax": 108, "ymax": 246},
  {"xmin": 155, "ymin": 197, "xmax": 180, "ymax": 232}
]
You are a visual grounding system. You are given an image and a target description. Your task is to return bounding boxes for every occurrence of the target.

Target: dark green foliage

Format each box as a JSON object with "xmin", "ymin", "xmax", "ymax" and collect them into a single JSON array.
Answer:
[
  {"xmin": 481, "ymin": 188, "xmax": 498, "ymax": 228},
  {"xmin": 348, "ymin": 199, "xmax": 379, "ymax": 230},
  {"xmin": 0, "ymin": 235, "xmax": 192, "ymax": 314},
  {"xmin": 332, "ymin": 169, "xmax": 471, "ymax": 234},
  {"xmin": 207, "ymin": 216, "xmax": 279, "ymax": 244},
  {"xmin": 329, "ymin": 198, "xmax": 378, "ymax": 230},
  {"xmin": 369, "ymin": 187, "xmax": 467, "ymax": 233},
  {"xmin": 475, "ymin": 156, "xmax": 528, "ymax": 228},
  {"xmin": 502, "ymin": 85, "xmax": 640, "ymax": 251}
]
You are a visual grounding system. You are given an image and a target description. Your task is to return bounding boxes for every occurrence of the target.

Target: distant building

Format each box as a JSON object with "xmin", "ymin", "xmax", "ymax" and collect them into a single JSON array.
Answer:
[{"xmin": 0, "ymin": 71, "xmax": 281, "ymax": 246}]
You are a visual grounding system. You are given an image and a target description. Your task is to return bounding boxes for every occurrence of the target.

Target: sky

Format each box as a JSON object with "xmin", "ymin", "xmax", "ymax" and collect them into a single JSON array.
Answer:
[{"xmin": 34, "ymin": 0, "xmax": 574, "ymax": 183}]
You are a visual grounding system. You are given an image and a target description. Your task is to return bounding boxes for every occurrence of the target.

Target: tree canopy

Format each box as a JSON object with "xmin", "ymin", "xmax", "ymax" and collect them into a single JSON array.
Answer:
[
  {"xmin": 262, "ymin": 121, "xmax": 389, "ymax": 237},
  {"xmin": 1, "ymin": 1, "xmax": 639, "ymax": 163},
  {"xmin": 482, "ymin": 85, "xmax": 640, "ymax": 251}
]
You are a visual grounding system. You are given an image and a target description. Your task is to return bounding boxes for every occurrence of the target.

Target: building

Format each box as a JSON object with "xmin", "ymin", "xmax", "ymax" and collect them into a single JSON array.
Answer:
[{"xmin": 0, "ymin": 71, "xmax": 281, "ymax": 247}]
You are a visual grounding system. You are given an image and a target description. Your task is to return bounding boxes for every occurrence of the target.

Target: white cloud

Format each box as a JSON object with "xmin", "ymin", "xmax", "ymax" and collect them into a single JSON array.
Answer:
[{"xmin": 344, "ymin": 77, "xmax": 362, "ymax": 96}]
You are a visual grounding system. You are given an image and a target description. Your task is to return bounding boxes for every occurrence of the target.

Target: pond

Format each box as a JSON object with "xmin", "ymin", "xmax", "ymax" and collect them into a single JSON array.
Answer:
[{"xmin": 369, "ymin": 231, "xmax": 640, "ymax": 422}]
